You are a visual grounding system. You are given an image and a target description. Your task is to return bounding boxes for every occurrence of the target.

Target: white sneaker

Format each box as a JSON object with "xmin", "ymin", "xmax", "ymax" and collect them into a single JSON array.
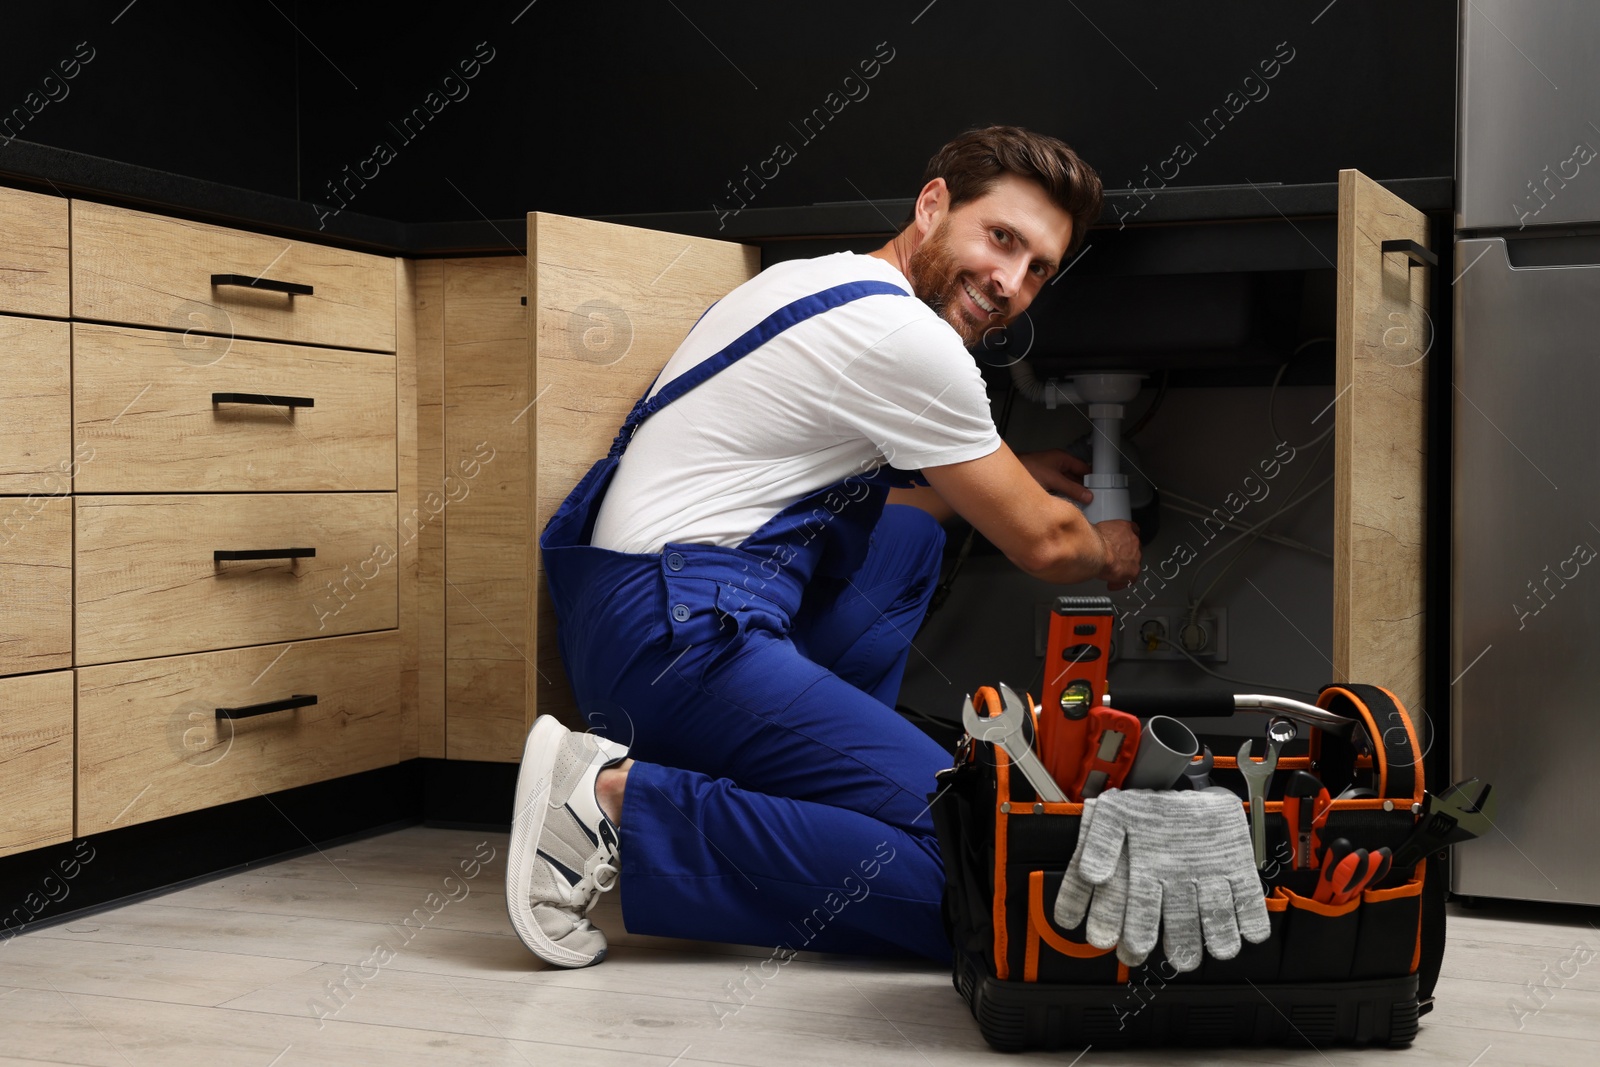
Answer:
[{"xmin": 506, "ymin": 715, "xmax": 629, "ymax": 967}]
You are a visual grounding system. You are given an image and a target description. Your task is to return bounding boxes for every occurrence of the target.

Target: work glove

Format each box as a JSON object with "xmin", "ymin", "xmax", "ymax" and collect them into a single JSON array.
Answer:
[
  {"xmin": 1052, "ymin": 798, "xmax": 1136, "ymax": 963},
  {"xmin": 1075, "ymin": 788, "xmax": 1271, "ymax": 973}
]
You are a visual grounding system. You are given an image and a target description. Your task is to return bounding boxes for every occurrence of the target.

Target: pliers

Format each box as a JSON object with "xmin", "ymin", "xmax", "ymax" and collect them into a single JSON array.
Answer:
[{"xmin": 1311, "ymin": 839, "xmax": 1394, "ymax": 905}]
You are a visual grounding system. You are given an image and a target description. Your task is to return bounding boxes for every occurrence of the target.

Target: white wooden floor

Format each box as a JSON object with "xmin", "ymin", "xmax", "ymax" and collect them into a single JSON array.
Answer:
[{"xmin": 0, "ymin": 825, "xmax": 1594, "ymax": 1065}]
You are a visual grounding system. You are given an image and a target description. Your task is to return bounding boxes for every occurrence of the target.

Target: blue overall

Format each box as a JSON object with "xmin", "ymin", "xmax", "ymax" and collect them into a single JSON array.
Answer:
[{"xmin": 540, "ymin": 281, "xmax": 953, "ymax": 960}]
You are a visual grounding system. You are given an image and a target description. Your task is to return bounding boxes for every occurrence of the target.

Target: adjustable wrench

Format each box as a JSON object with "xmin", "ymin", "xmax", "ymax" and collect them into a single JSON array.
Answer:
[
  {"xmin": 1391, "ymin": 778, "xmax": 1496, "ymax": 869},
  {"xmin": 1236, "ymin": 739, "xmax": 1278, "ymax": 869},
  {"xmin": 963, "ymin": 683, "xmax": 1068, "ymax": 803}
]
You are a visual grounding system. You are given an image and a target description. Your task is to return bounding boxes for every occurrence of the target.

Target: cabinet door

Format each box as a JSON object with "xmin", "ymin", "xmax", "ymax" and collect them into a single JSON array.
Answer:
[
  {"xmin": 1333, "ymin": 170, "xmax": 1433, "ymax": 716},
  {"xmin": 526, "ymin": 213, "xmax": 758, "ymax": 746},
  {"xmin": 0, "ymin": 187, "xmax": 69, "ymax": 318},
  {"xmin": 77, "ymin": 632, "xmax": 400, "ymax": 834},
  {"xmin": 438, "ymin": 256, "xmax": 528, "ymax": 763},
  {"xmin": 0, "ymin": 316, "xmax": 71, "ymax": 494},
  {"xmin": 0, "ymin": 670, "xmax": 73, "ymax": 857}
]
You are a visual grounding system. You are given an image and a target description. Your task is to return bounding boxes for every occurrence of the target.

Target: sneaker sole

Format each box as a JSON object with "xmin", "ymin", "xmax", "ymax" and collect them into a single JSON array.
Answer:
[{"xmin": 505, "ymin": 716, "xmax": 605, "ymax": 968}]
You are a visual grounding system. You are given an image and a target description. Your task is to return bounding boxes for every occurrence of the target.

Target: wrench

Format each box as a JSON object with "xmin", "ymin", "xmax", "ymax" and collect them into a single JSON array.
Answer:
[
  {"xmin": 1182, "ymin": 745, "xmax": 1215, "ymax": 791},
  {"xmin": 1390, "ymin": 778, "xmax": 1495, "ymax": 868},
  {"xmin": 1236, "ymin": 739, "xmax": 1278, "ymax": 869},
  {"xmin": 962, "ymin": 683, "xmax": 1068, "ymax": 803},
  {"xmin": 1266, "ymin": 717, "xmax": 1297, "ymax": 766}
]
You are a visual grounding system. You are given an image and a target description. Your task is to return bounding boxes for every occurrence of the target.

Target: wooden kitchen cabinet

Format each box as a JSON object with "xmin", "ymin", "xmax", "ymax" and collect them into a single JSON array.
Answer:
[
  {"xmin": 58, "ymin": 196, "xmax": 411, "ymax": 838},
  {"xmin": 1, "ymin": 189, "xmax": 75, "ymax": 860},
  {"xmin": 441, "ymin": 257, "xmax": 528, "ymax": 762},
  {"xmin": 0, "ymin": 316, "xmax": 71, "ymax": 494},
  {"xmin": 0, "ymin": 671, "xmax": 74, "ymax": 857},
  {"xmin": 1333, "ymin": 169, "xmax": 1433, "ymax": 716},
  {"xmin": 0, "ymin": 494, "xmax": 72, "ymax": 676},
  {"xmin": 0, "ymin": 186, "xmax": 69, "ymax": 318},
  {"xmin": 0, "ymin": 316, "xmax": 73, "ymax": 676},
  {"xmin": 525, "ymin": 213, "xmax": 759, "ymax": 736},
  {"xmin": 413, "ymin": 255, "xmax": 531, "ymax": 762},
  {"xmin": 415, "ymin": 219, "xmax": 758, "ymax": 761},
  {"xmin": 75, "ymin": 492, "xmax": 399, "ymax": 663},
  {"xmin": 72, "ymin": 324, "xmax": 397, "ymax": 492},
  {"xmin": 71, "ymin": 201, "xmax": 397, "ymax": 352},
  {"xmin": 77, "ymin": 631, "xmax": 400, "ymax": 834}
]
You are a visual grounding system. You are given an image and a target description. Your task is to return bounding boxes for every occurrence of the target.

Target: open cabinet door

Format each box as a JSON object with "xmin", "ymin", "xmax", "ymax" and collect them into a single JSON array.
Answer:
[
  {"xmin": 527, "ymin": 214, "xmax": 759, "ymax": 735},
  {"xmin": 1333, "ymin": 170, "xmax": 1433, "ymax": 715}
]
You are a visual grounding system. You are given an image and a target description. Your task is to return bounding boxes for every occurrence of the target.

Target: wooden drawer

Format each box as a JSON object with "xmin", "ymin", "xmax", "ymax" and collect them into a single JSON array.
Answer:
[
  {"xmin": 77, "ymin": 632, "xmax": 400, "ymax": 834},
  {"xmin": 0, "ymin": 670, "xmax": 74, "ymax": 856},
  {"xmin": 71, "ymin": 201, "xmax": 397, "ymax": 352},
  {"xmin": 73, "ymin": 324, "xmax": 396, "ymax": 492},
  {"xmin": 0, "ymin": 492, "xmax": 73, "ymax": 675},
  {"xmin": 75, "ymin": 492, "xmax": 397, "ymax": 664},
  {"xmin": 0, "ymin": 316, "xmax": 72, "ymax": 494},
  {"xmin": 0, "ymin": 187, "xmax": 70, "ymax": 318}
]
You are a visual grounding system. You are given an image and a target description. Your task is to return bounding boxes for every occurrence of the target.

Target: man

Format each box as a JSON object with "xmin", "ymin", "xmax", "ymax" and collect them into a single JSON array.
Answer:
[{"xmin": 509, "ymin": 126, "xmax": 1142, "ymax": 969}]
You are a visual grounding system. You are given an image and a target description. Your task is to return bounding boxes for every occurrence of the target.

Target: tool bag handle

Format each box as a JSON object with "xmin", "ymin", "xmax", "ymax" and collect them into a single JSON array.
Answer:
[{"xmin": 1315, "ymin": 684, "xmax": 1426, "ymax": 804}]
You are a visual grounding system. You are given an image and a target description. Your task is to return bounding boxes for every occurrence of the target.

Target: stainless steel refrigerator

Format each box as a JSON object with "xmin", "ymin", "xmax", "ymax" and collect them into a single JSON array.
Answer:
[{"xmin": 1453, "ymin": 0, "xmax": 1600, "ymax": 903}]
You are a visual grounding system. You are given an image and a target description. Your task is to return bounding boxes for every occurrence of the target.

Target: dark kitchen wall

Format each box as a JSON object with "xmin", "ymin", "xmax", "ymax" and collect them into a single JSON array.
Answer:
[{"xmin": 1, "ymin": 1, "xmax": 1456, "ymax": 224}]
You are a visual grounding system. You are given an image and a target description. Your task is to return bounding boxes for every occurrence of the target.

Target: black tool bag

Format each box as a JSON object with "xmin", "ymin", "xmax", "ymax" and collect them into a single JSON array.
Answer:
[{"xmin": 929, "ymin": 683, "xmax": 1447, "ymax": 1051}]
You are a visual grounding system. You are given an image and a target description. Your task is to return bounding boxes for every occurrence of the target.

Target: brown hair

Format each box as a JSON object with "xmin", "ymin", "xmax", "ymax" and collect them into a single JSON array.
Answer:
[{"xmin": 912, "ymin": 125, "xmax": 1102, "ymax": 257}]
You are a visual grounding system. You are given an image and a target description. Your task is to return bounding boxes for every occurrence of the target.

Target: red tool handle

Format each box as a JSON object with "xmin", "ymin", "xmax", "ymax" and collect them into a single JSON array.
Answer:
[
  {"xmin": 1312, "ymin": 840, "xmax": 1361, "ymax": 904},
  {"xmin": 1070, "ymin": 706, "xmax": 1141, "ymax": 800},
  {"xmin": 1328, "ymin": 847, "xmax": 1393, "ymax": 906}
]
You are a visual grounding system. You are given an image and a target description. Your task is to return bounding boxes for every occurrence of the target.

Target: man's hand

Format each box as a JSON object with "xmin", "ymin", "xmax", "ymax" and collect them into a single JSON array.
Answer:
[
  {"xmin": 1016, "ymin": 449, "xmax": 1093, "ymax": 505},
  {"xmin": 1094, "ymin": 520, "xmax": 1142, "ymax": 591}
]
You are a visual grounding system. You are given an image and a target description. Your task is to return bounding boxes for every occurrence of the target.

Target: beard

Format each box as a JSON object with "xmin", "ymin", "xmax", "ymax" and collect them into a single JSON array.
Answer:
[{"xmin": 905, "ymin": 221, "xmax": 1005, "ymax": 346}]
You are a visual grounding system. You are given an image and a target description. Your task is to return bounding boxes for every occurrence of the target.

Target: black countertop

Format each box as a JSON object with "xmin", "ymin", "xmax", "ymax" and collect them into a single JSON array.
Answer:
[{"xmin": 0, "ymin": 138, "xmax": 1453, "ymax": 258}]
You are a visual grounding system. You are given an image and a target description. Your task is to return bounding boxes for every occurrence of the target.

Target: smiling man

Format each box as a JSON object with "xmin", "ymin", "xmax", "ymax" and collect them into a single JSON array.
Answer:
[{"xmin": 510, "ymin": 126, "xmax": 1142, "ymax": 969}]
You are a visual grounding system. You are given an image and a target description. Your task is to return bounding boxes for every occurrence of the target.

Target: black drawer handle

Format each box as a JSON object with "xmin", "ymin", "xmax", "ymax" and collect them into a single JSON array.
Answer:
[
  {"xmin": 1381, "ymin": 239, "xmax": 1438, "ymax": 269},
  {"xmin": 214, "ymin": 547, "xmax": 316, "ymax": 562},
  {"xmin": 216, "ymin": 693, "xmax": 318, "ymax": 720},
  {"xmin": 211, "ymin": 273, "xmax": 314, "ymax": 296},
  {"xmin": 212, "ymin": 392, "xmax": 315, "ymax": 409}
]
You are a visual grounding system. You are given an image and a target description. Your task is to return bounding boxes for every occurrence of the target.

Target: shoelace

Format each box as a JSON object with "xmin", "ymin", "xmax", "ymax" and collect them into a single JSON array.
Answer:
[{"xmin": 571, "ymin": 836, "xmax": 621, "ymax": 916}]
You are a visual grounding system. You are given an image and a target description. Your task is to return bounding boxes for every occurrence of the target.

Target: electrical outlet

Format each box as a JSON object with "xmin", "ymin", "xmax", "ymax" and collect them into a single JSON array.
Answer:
[{"xmin": 1117, "ymin": 606, "xmax": 1228, "ymax": 662}]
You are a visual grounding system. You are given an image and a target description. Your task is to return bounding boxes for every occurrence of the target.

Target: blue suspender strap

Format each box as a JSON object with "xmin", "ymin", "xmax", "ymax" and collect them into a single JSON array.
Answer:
[{"xmin": 606, "ymin": 280, "xmax": 910, "ymax": 457}]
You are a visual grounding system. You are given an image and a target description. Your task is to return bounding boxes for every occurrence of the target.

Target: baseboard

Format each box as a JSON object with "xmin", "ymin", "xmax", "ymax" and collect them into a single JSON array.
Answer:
[{"xmin": 0, "ymin": 756, "xmax": 531, "ymax": 938}]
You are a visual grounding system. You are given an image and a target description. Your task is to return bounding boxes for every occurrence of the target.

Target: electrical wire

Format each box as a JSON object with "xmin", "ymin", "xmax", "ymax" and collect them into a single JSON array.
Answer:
[
  {"xmin": 1184, "ymin": 476, "xmax": 1333, "ymax": 633},
  {"xmin": 1144, "ymin": 634, "xmax": 1318, "ymax": 698},
  {"xmin": 1161, "ymin": 496, "xmax": 1332, "ymax": 559},
  {"xmin": 1125, "ymin": 369, "xmax": 1169, "ymax": 438},
  {"xmin": 1184, "ymin": 433, "xmax": 1334, "ymax": 629},
  {"xmin": 1269, "ymin": 338, "xmax": 1336, "ymax": 450},
  {"xmin": 1184, "ymin": 470, "xmax": 1334, "ymax": 611}
]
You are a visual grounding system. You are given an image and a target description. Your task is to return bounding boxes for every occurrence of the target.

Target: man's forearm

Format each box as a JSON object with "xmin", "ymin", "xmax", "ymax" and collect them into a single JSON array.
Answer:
[{"xmin": 1014, "ymin": 501, "xmax": 1107, "ymax": 584}]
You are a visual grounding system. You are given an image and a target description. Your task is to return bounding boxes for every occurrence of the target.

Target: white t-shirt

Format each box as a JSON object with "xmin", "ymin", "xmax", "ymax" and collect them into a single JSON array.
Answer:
[{"xmin": 588, "ymin": 252, "xmax": 1002, "ymax": 554}]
